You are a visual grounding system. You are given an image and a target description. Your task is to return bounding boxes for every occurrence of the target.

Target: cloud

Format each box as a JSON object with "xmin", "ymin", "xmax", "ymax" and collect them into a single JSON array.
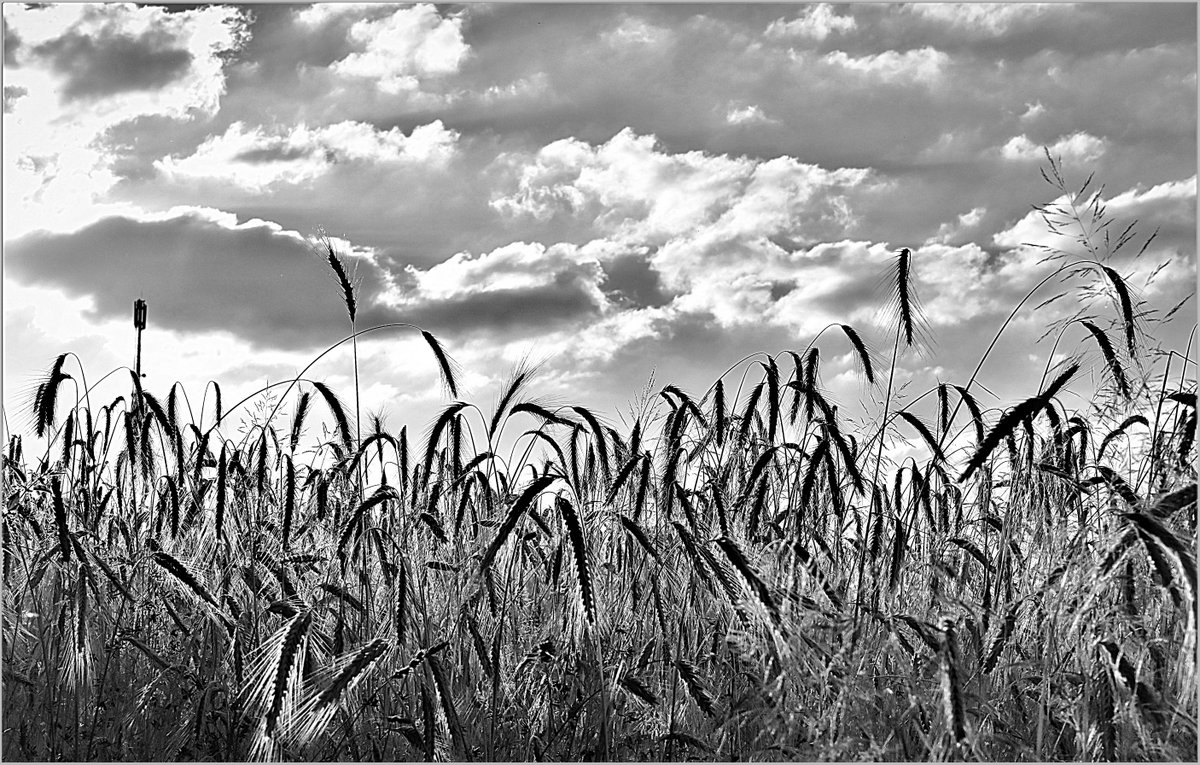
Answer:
[
  {"xmin": 401, "ymin": 241, "xmax": 603, "ymax": 302},
  {"xmin": 1019, "ymin": 102, "xmax": 1045, "ymax": 123},
  {"xmin": 1000, "ymin": 175, "xmax": 1194, "ymax": 240},
  {"xmin": 4, "ymin": 209, "xmax": 356, "ymax": 350},
  {"xmin": 294, "ymin": 3, "xmax": 382, "ymax": 29},
  {"xmin": 3, "ymin": 4, "xmax": 249, "ymax": 236},
  {"xmin": 1001, "ymin": 131, "xmax": 1107, "ymax": 163},
  {"xmin": 928, "ymin": 206, "xmax": 987, "ymax": 245},
  {"xmin": 325, "ymin": 4, "xmax": 468, "ymax": 93},
  {"xmin": 725, "ymin": 104, "xmax": 775, "ymax": 126},
  {"xmin": 4, "ymin": 85, "xmax": 27, "ymax": 112},
  {"xmin": 820, "ymin": 47, "xmax": 948, "ymax": 85},
  {"xmin": 491, "ymin": 128, "xmax": 867, "ymax": 245},
  {"xmin": 156, "ymin": 120, "xmax": 459, "ymax": 190},
  {"xmin": 490, "ymin": 129, "xmax": 878, "ymax": 330},
  {"xmin": 4, "ymin": 15, "xmax": 23, "ymax": 66},
  {"xmin": 33, "ymin": 29, "xmax": 193, "ymax": 101},
  {"xmin": 908, "ymin": 3, "xmax": 1061, "ymax": 36},
  {"xmin": 383, "ymin": 276, "xmax": 606, "ymax": 340},
  {"xmin": 602, "ymin": 15, "xmax": 672, "ymax": 48},
  {"xmin": 765, "ymin": 4, "xmax": 856, "ymax": 41},
  {"xmin": 1105, "ymin": 175, "xmax": 1196, "ymax": 219},
  {"xmin": 5, "ymin": 4, "xmax": 247, "ymax": 121},
  {"xmin": 377, "ymin": 240, "xmax": 609, "ymax": 338}
]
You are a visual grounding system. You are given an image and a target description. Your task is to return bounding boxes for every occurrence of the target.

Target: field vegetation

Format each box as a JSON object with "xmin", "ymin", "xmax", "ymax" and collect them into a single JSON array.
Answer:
[{"xmin": 2, "ymin": 158, "xmax": 1196, "ymax": 761}]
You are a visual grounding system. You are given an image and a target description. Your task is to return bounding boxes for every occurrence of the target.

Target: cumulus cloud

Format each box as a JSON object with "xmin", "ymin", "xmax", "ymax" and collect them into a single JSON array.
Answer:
[
  {"xmin": 820, "ymin": 47, "xmax": 948, "ymax": 85},
  {"xmin": 1001, "ymin": 131, "xmax": 1108, "ymax": 163},
  {"xmin": 492, "ymin": 128, "xmax": 868, "ymax": 248},
  {"xmin": 994, "ymin": 175, "xmax": 1196, "ymax": 260},
  {"xmin": 491, "ymin": 129, "xmax": 877, "ymax": 332},
  {"xmin": 401, "ymin": 241, "xmax": 605, "ymax": 305},
  {"xmin": 725, "ymin": 104, "xmax": 774, "ymax": 125},
  {"xmin": 765, "ymin": 4, "xmax": 857, "ymax": 41},
  {"xmin": 928, "ymin": 206, "xmax": 987, "ymax": 245},
  {"xmin": 908, "ymin": 3, "xmax": 1061, "ymax": 36},
  {"xmin": 324, "ymin": 4, "xmax": 468, "ymax": 93},
  {"xmin": 366, "ymin": 239, "xmax": 621, "ymax": 340},
  {"xmin": 156, "ymin": 120, "xmax": 459, "ymax": 190},
  {"xmin": 491, "ymin": 129, "xmax": 749, "ymax": 236},
  {"xmin": 603, "ymin": 15, "xmax": 671, "ymax": 47},
  {"xmin": 1020, "ymin": 101, "xmax": 1046, "ymax": 123},
  {"xmin": 1105, "ymin": 175, "xmax": 1196, "ymax": 218}
]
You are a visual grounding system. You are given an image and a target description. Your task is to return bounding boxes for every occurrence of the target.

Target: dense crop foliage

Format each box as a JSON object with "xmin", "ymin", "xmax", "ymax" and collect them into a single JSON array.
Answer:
[{"xmin": 3, "ymin": 161, "xmax": 1195, "ymax": 761}]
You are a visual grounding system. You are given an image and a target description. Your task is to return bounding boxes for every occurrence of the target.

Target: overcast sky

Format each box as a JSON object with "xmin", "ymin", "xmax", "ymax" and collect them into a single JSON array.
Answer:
[{"xmin": 3, "ymin": 2, "xmax": 1196, "ymax": 441}]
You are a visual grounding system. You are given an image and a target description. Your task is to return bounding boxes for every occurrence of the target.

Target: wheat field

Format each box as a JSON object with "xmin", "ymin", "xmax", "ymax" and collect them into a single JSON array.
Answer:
[{"xmin": 2, "ymin": 159, "xmax": 1196, "ymax": 762}]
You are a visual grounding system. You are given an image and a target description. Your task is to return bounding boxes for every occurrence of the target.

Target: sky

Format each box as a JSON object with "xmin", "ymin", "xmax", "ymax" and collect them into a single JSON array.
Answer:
[{"xmin": 2, "ymin": 2, "xmax": 1196, "ymax": 446}]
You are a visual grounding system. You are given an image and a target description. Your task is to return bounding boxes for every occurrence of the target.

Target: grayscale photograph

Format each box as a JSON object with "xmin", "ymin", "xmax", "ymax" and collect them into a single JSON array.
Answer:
[{"xmin": 2, "ymin": 2, "xmax": 1196, "ymax": 761}]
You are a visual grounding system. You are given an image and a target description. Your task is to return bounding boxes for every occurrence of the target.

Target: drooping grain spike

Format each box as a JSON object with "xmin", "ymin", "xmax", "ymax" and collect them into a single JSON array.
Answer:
[
  {"xmin": 421, "ymin": 330, "xmax": 460, "ymax": 398},
  {"xmin": 1100, "ymin": 265, "xmax": 1137, "ymax": 356},
  {"xmin": 480, "ymin": 475, "xmax": 556, "ymax": 570},
  {"xmin": 316, "ymin": 639, "xmax": 388, "ymax": 710},
  {"xmin": 557, "ymin": 494, "xmax": 597, "ymax": 624},
  {"xmin": 959, "ymin": 364, "xmax": 1079, "ymax": 482},
  {"xmin": 1081, "ymin": 320, "xmax": 1130, "ymax": 398},
  {"xmin": 311, "ymin": 381, "xmax": 354, "ymax": 454},
  {"xmin": 840, "ymin": 324, "xmax": 876, "ymax": 385},
  {"xmin": 267, "ymin": 611, "xmax": 312, "ymax": 735}
]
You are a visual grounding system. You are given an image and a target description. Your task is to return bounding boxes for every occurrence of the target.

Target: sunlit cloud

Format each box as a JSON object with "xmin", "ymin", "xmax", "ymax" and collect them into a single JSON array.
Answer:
[
  {"xmin": 156, "ymin": 120, "xmax": 459, "ymax": 190},
  {"xmin": 1001, "ymin": 131, "xmax": 1108, "ymax": 163},
  {"xmin": 765, "ymin": 4, "xmax": 856, "ymax": 41}
]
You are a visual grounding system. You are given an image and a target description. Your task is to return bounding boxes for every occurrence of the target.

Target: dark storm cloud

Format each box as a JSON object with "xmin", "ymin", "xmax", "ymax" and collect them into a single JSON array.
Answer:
[{"xmin": 33, "ymin": 29, "xmax": 192, "ymax": 101}]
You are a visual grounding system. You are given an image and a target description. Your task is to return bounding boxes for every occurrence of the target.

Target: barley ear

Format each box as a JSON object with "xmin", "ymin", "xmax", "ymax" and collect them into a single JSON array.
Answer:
[
  {"xmin": 267, "ymin": 611, "xmax": 312, "ymax": 735},
  {"xmin": 152, "ymin": 551, "xmax": 219, "ymax": 609},
  {"xmin": 840, "ymin": 323, "xmax": 876, "ymax": 385},
  {"xmin": 481, "ymin": 475, "xmax": 556, "ymax": 570},
  {"xmin": 311, "ymin": 381, "xmax": 354, "ymax": 454},
  {"xmin": 324, "ymin": 240, "xmax": 357, "ymax": 322},
  {"xmin": 675, "ymin": 659, "xmax": 716, "ymax": 716},
  {"xmin": 1081, "ymin": 320, "xmax": 1130, "ymax": 398},
  {"xmin": 421, "ymin": 330, "xmax": 460, "ymax": 398},
  {"xmin": 33, "ymin": 353, "xmax": 71, "ymax": 438},
  {"xmin": 289, "ymin": 391, "xmax": 312, "ymax": 453},
  {"xmin": 1100, "ymin": 265, "xmax": 1137, "ymax": 356},
  {"xmin": 896, "ymin": 248, "xmax": 915, "ymax": 346},
  {"xmin": 557, "ymin": 494, "xmax": 597, "ymax": 624},
  {"xmin": 716, "ymin": 536, "xmax": 782, "ymax": 629},
  {"xmin": 959, "ymin": 363, "xmax": 1078, "ymax": 482}
]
